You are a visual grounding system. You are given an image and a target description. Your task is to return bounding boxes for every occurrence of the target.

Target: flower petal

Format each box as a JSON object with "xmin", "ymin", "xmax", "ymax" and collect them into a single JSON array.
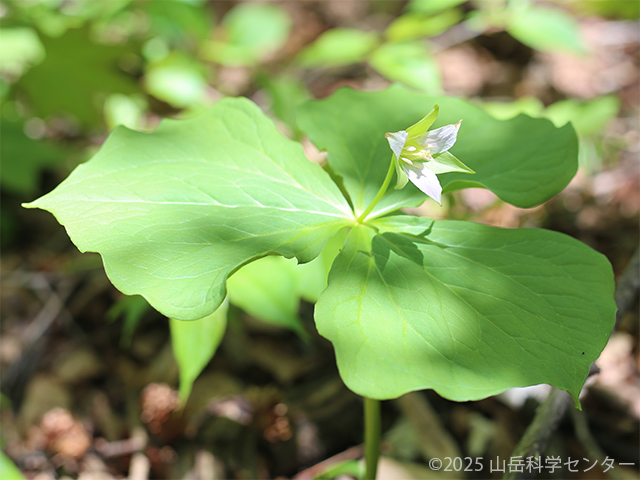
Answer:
[
  {"xmin": 404, "ymin": 162, "xmax": 442, "ymax": 204},
  {"xmin": 385, "ymin": 130, "xmax": 409, "ymax": 160},
  {"xmin": 417, "ymin": 120, "xmax": 461, "ymax": 154}
]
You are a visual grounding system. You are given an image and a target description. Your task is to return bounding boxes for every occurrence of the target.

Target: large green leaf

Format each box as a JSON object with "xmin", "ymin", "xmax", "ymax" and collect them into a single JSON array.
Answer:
[
  {"xmin": 24, "ymin": 98, "xmax": 353, "ymax": 320},
  {"xmin": 315, "ymin": 217, "xmax": 615, "ymax": 405},
  {"xmin": 298, "ymin": 86, "xmax": 578, "ymax": 217},
  {"xmin": 170, "ymin": 301, "xmax": 228, "ymax": 403}
]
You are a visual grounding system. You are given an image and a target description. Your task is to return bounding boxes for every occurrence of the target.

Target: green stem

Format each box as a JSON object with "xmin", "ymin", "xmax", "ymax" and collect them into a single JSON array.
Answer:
[
  {"xmin": 357, "ymin": 157, "xmax": 395, "ymax": 223},
  {"xmin": 363, "ymin": 397, "xmax": 381, "ymax": 480}
]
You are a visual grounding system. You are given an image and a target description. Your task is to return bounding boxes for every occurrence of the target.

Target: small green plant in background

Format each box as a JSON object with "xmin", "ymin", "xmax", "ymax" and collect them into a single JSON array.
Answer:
[
  {"xmin": 24, "ymin": 85, "xmax": 616, "ymax": 478},
  {"xmin": 1, "ymin": 0, "xmax": 626, "ymax": 202}
]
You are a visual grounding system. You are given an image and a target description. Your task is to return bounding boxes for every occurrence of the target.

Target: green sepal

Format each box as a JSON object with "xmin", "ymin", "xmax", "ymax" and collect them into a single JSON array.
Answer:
[
  {"xmin": 394, "ymin": 156, "xmax": 409, "ymax": 189},
  {"xmin": 429, "ymin": 151, "xmax": 475, "ymax": 175},
  {"xmin": 406, "ymin": 104, "xmax": 439, "ymax": 138}
]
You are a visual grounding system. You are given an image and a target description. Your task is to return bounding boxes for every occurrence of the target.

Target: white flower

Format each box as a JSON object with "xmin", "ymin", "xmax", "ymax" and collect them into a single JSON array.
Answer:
[{"xmin": 385, "ymin": 104, "xmax": 472, "ymax": 205}]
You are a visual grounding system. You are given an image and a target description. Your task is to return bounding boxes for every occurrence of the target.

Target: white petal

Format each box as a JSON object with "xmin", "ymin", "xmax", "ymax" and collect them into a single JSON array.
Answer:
[
  {"xmin": 418, "ymin": 121, "xmax": 461, "ymax": 154},
  {"xmin": 385, "ymin": 130, "xmax": 409, "ymax": 160},
  {"xmin": 404, "ymin": 163, "xmax": 442, "ymax": 204}
]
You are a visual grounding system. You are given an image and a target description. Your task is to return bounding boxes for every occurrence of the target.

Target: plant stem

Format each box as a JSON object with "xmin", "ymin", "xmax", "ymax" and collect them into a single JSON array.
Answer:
[
  {"xmin": 357, "ymin": 157, "xmax": 395, "ymax": 223},
  {"xmin": 363, "ymin": 397, "xmax": 381, "ymax": 480}
]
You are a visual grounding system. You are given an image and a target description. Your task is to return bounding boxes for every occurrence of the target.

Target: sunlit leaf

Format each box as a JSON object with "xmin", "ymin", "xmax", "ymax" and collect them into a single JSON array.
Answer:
[
  {"xmin": 200, "ymin": 3, "xmax": 290, "ymax": 66},
  {"xmin": 545, "ymin": 96, "xmax": 620, "ymax": 137},
  {"xmin": 297, "ymin": 29, "xmax": 379, "ymax": 67},
  {"xmin": 144, "ymin": 54, "xmax": 208, "ymax": 108},
  {"xmin": 369, "ymin": 42, "xmax": 442, "ymax": 93},
  {"xmin": 508, "ymin": 5, "xmax": 587, "ymax": 55},
  {"xmin": 385, "ymin": 10, "xmax": 462, "ymax": 42},
  {"xmin": 407, "ymin": 0, "xmax": 467, "ymax": 15},
  {"xmin": 0, "ymin": 28, "xmax": 45, "ymax": 78},
  {"xmin": 0, "ymin": 451, "xmax": 26, "ymax": 480},
  {"xmin": 480, "ymin": 97, "xmax": 545, "ymax": 120},
  {"xmin": 316, "ymin": 217, "xmax": 616, "ymax": 405},
  {"xmin": 104, "ymin": 94, "xmax": 147, "ymax": 131},
  {"xmin": 25, "ymin": 98, "xmax": 353, "ymax": 320}
]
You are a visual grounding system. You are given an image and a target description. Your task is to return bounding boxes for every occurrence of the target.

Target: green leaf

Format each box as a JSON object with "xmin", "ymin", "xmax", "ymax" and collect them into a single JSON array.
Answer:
[
  {"xmin": 25, "ymin": 98, "xmax": 353, "ymax": 320},
  {"xmin": 226, "ymin": 228, "xmax": 347, "ymax": 335},
  {"xmin": 17, "ymin": 28, "xmax": 139, "ymax": 126},
  {"xmin": 298, "ymin": 85, "xmax": 578, "ymax": 216},
  {"xmin": 0, "ymin": 27, "xmax": 45, "ymax": 78},
  {"xmin": 258, "ymin": 74, "xmax": 310, "ymax": 139},
  {"xmin": 545, "ymin": 96, "xmax": 620, "ymax": 138},
  {"xmin": 200, "ymin": 3, "xmax": 290, "ymax": 66},
  {"xmin": 369, "ymin": 42, "xmax": 441, "ymax": 93},
  {"xmin": 170, "ymin": 301, "xmax": 228, "ymax": 404},
  {"xmin": 104, "ymin": 94, "xmax": 147, "ymax": 132},
  {"xmin": 385, "ymin": 10, "xmax": 462, "ymax": 42},
  {"xmin": 315, "ymin": 218, "xmax": 616, "ymax": 405},
  {"xmin": 315, "ymin": 459, "xmax": 363, "ymax": 479},
  {"xmin": 107, "ymin": 295, "xmax": 152, "ymax": 348},
  {"xmin": 480, "ymin": 97, "xmax": 545, "ymax": 120},
  {"xmin": 0, "ymin": 119, "xmax": 67, "ymax": 195},
  {"xmin": 297, "ymin": 29, "xmax": 379, "ymax": 68},
  {"xmin": 227, "ymin": 255, "xmax": 307, "ymax": 336},
  {"xmin": 224, "ymin": 3, "xmax": 290, "ymax": 54},
  {"xmin": 507, "ymin": 6, "xmax": 587, "ymax": 55},
  {"xmin": 574, "ymin": 0, "xmax": 640, "ymax": 20},
  {"xmin": 407, "ymin": 0, "xmax": 467, "ymax": 15},
  {"xmin": 0, "ymin": 451, "xmax": 26, "ymax": 480},
  {"xmin": 144, "ymin": 0, "xmax": 213, "ymax": 43},
  {"xmin": 144, "ymin": 53, "xmax": 208, "ymax": 108}
]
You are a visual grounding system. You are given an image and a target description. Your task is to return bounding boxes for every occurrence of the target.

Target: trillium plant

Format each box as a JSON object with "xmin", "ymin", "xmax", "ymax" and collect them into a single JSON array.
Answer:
[{"xmin": 25, "ymin": 86, "xmax": 616, "ymax": 479}]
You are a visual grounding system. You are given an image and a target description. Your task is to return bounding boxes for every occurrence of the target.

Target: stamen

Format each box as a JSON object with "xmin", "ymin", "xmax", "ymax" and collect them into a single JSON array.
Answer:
[
  {"xmin": 401, "ymin": 157, "xmax": 413, "ymax": 165},
  {"xmin": 406, "ymin": 146, "xmax": 417, "ymax": 152}
]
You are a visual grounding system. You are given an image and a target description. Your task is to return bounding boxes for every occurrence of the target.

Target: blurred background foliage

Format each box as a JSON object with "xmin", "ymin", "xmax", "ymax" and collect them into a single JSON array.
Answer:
[
  {"xmin": 1, "ymin": 0, "xmax": 637, "ymax": 195},
  {"xmin": 1, "ymin": 1, "xmax": 638, "ymax": 479}
]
